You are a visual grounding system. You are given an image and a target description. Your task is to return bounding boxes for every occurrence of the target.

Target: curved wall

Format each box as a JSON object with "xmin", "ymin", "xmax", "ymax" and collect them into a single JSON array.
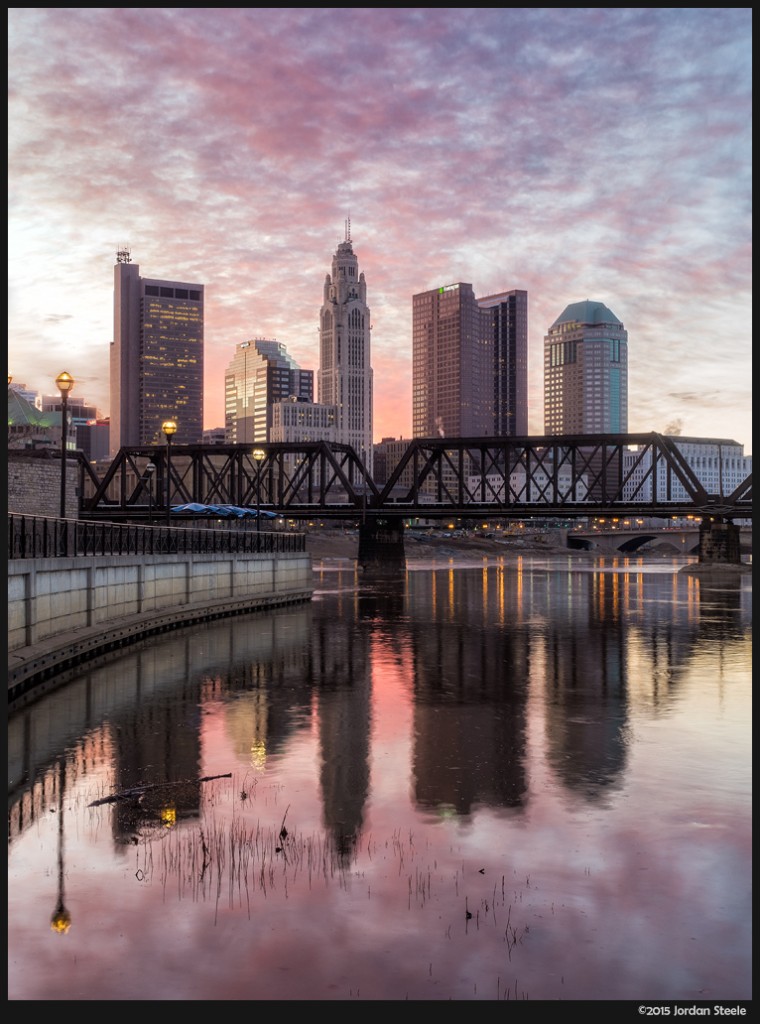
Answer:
[{"xmin": 8, "ymin": 550, "xmax": 313, "ymax": 707}]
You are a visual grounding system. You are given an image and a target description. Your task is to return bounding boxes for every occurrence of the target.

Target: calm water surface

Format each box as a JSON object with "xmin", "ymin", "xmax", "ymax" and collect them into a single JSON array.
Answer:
[{"xmin": 8, "ymin": 554, "xmax": 752, "ymax": 1001}]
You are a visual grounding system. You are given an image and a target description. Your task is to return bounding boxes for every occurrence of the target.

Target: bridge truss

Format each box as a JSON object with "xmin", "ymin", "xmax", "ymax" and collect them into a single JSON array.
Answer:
[{"xmin": 78, "ymin": 433, "xmax": 752, "ymax": 522}]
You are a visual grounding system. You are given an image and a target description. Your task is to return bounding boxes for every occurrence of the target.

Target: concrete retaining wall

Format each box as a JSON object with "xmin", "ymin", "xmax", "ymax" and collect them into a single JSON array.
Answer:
[{"xmin": 8, "ymin": 550, "xmax": 312, "ymax": 652}]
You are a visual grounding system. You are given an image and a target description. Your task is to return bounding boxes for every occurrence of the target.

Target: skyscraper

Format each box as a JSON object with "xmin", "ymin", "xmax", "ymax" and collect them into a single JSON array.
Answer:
[
  {"xmin": 412, "ymin": 283, "xmax": 494, "ymax": 439},
  {"xmin": 318, "ymin": 225, "xmax": 373, "ymax": 465},
  {"xmin": 224, "ymin": 339, "xmax": 313, "ymax": 444},
  {"xmin": 543, "ymin": 300, "xmax": 628, "ymax": 435},
  {"xmin": 478, "ymin": 289, "xmax": 528, "ymax": 436},
  {"xmin": 110, "ymin": 248, "xmax": 204, "ymax": 454}
]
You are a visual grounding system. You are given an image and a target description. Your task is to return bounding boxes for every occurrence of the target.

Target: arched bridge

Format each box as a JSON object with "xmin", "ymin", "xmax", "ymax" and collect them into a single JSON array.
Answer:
[{"xmin": 78, "ymin": 433, "xmax": 751, "ymax": 524}]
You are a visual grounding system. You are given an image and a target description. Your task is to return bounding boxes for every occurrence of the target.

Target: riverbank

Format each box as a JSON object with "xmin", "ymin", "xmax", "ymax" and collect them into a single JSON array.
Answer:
[
  {"xmin": 305, "ymin": 528, "xmax": 574, "ymax": 562},
  {"xmin": 304, "ymin": 528, "xmax": 752, "ymax": 567}
]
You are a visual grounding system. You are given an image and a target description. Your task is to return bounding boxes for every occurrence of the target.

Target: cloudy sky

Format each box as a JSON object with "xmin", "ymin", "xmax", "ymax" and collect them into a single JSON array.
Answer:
[{"xmin": 8, "ymin": 8, "xmax": 752, "ymax": 450}]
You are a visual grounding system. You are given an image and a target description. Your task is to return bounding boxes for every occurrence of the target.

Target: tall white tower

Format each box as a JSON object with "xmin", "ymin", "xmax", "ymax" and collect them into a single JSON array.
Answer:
[{"xmin": 318, "ymin": 222, "xmax": 373, "ymax": 469}]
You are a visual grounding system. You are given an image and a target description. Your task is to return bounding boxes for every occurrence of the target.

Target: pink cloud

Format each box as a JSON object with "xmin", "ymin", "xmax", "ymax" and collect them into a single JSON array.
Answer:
[{"xmin": 8, "ymin": 7, "xmax": 752, "ymax": 448}]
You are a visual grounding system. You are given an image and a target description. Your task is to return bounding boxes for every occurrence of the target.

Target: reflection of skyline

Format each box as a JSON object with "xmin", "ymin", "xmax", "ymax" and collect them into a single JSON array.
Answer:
[
  {"xmin": 409, "ymin": 567, "xmax": 530, "ymax": 815},
  {"xmin": 311, "ymin": 612, "xmax": 371, "ymax": 856},
  {"xmin": 219, "ymin": 606, "xmax": 315, "ymax": 767},
  {"xmin": 541, "ymin": 571, "xmax": 629, "ymax": 799},
  {"xmin": 111, "ymin": 647, "xmax": 204, "ymax": 840},
  {"xmin": 8, "ymin": 566, "xmax": 752, "ymax": 846},
  {"xmin": 404, "ymin": 564, "xmax": 751, "ymax": 807},
  {"xmin": 8, "ymin": 605, "xmax": 315, "ymax": 845}
]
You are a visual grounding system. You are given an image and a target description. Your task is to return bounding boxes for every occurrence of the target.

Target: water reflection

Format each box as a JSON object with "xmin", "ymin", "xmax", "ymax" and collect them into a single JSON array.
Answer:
[
  {"xmin": 110, "ymin": 658, "xmax": 204, "ymax": 840},
  {"xmin": 542, "ymin": 568, "xmax": 630, "ymax": 799},
  {"xmin": 9, "ymin": 564, "xmax": 752, "ymax": 840},
  {"xmin": 50, "ymin": 760, "xmax": 71, "ymax": 934},
  {"xmin": 8, "ymin": 558, "xmax": 752, "ymax": 1001},
  {"xmin": 409, "ymin": 567, "xmax": 529, "ymax": 816},
  {"xmin": 312, "ymin": 607, "xmax": 372, "ymax": 857}
]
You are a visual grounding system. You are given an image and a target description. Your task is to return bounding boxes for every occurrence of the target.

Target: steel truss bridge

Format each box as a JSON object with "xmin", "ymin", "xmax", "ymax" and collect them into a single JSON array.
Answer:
[{"xmin": 78, "ymin": 433, "xmax": 752, "ymax": 524}]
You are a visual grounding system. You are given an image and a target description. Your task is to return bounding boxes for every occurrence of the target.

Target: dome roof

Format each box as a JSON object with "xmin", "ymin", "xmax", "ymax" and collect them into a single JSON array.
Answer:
[{"xmin": 551, "ymin": 300, "xmax": 622, "ymax": 328}]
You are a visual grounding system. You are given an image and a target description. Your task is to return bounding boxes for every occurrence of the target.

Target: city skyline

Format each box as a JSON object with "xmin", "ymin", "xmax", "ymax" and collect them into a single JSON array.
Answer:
[{"xmin": 8, "ymin": 9, "xmax": 752, "ymax": 451}]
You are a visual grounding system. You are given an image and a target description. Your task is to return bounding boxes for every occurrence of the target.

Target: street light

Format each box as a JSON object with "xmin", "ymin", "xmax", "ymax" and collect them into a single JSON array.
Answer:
[
  {"xmin": 162, "ymin": 420, "xmax": 177, "ymax": 526},
  {"xmin": 145, "ymin": 461, "xmax": 156, "ymax": 522},
  {"xmin": 252, "ymin": 447, "xmax": 266, "ymax": 551},
  {"xmin": 55, "ymin": 371, "xmax": 75, "ymax": 520}
]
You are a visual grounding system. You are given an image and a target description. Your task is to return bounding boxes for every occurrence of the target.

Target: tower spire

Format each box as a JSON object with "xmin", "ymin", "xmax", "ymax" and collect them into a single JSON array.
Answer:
[{"xmin": 319, "ymin": 225, "xmax": 372, "ymax": 468}]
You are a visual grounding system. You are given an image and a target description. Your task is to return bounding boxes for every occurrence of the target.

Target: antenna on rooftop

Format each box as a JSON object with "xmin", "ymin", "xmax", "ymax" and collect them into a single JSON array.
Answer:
[
  {"xmin": 116, "ymin": 245, "xmax": 131, "ymax": 264},
  {"xmin": 345, "ymin": 215, "xmax": 351, "ymax": 243}
]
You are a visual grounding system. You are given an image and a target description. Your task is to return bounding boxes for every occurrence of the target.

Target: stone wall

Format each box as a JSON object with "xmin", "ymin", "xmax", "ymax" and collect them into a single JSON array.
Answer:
[{"xmin": 7, "ymin": 450, "xmax": 79, "ymax": 518}]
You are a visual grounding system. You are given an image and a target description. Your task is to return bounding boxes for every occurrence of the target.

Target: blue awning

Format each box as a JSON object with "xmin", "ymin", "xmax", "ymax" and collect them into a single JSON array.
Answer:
[{"xmin": 171, "ymin": 503, "xmax": 277, "ymax": 519}]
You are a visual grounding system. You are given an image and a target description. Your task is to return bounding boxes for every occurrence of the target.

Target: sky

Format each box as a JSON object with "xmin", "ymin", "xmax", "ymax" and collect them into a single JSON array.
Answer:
[{"xmin": 8, "ymin": 8, "xmax": 753, "ymax": 451}]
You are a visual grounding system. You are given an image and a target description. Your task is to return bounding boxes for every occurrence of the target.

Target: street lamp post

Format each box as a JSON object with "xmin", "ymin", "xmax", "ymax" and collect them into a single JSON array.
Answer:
[
  {"xmin": 162, "ymin": 420, "xmax": 177, "ymax": 527},
  {"xmin": 55, "ymin": 371, "xmax": 75, "ymax": 521},
  {"xmin": 252, "ymin": 447, "xmax": 266, "ymax": 551},
  {"xmin": 145, "ymin": 461, "xmax": 156, "ymax": 522}
]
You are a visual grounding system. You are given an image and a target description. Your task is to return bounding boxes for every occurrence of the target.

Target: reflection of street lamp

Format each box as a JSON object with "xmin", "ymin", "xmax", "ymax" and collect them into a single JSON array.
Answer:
[
  {"xmin": 162, "ymin": 420, "xmax": 177, "ymax": 526},
  {"xmin": 145, "ymin": 462, "xmax": 156, "ymax": 522},
  {"xmin": 55, "ymin": 371, "xmax": 75, "ymax": 520},
  {"xmin": 50, "ymin": 760, "xmax": 71, "ymax": 934},
  {"xmin": 252, "ymin": 447, "xmax": 266, "ymax": 551}
]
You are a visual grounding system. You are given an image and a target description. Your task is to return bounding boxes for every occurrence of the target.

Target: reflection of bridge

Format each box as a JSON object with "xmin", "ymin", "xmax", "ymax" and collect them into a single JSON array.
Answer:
[{"xmin": 79, "ymin": 433, "xmax": 752, "ymax": 523}]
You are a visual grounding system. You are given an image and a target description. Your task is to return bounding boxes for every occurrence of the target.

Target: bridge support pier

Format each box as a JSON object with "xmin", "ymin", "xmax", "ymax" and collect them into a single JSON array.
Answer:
[
  {"xmin": 697, "ymin": 520, "xmax": 743, "ymax": 565},
  {"xmin": 357, "ymin": 515, "xmax": 406, "ymax": 573}
]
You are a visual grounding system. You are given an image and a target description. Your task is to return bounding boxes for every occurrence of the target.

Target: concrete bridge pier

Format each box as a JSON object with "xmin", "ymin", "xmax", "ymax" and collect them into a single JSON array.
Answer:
[
  {"xmin": 697, "ymin": 520, "xmax": 744, "ymax": 565},
  {"xmin": 357, "ymin": 515, "xmax": 406, "ymax": 573}
]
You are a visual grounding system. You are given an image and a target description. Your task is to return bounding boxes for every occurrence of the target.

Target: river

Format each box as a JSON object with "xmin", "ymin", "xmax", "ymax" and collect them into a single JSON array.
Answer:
[{"xmin": 7, "ymin": 552, "xmax": 752, "ymax": 1002}]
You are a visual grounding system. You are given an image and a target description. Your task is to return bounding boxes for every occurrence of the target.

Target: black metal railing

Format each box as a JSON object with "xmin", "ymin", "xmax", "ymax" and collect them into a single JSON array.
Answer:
[{"xmin": 8, "ymin": 514, "xmax": 307, "ymax": 560}]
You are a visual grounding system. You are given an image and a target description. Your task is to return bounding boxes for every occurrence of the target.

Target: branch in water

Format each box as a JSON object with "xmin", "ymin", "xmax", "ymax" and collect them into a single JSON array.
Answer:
[{"xmin": 88, "ymin": 773, "xmax": 232, "ymax": 806}]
